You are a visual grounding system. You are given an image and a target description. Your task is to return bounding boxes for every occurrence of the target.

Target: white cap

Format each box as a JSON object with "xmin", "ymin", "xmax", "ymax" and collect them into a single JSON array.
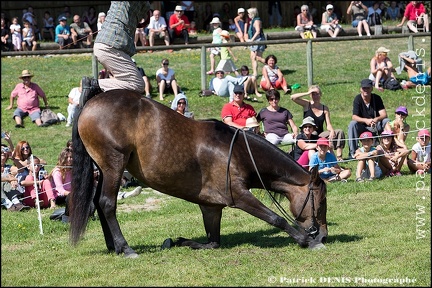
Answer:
[
  {"xmin": 238, "ymin": 8, "xmax": 245, "ymax": 14},
  {"xmin": 326, "ymin": 4, "xmax": 334, "ymax": 10},
  {"xmin": 175, "ymin": 5, "xmax": 184, "ymax": 11}
]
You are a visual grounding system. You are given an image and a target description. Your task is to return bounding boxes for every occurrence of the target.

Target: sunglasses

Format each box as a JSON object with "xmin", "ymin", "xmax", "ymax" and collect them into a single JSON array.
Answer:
[
  {"xmin": 175, "ymin": 10, "xmax": 182, "ymax": 12},
  {"xmin": 396, "ymin": 112, "xmax": 407, "ymax": 116},
  {"xmin": 163, "ymin": 63, "xmax": 169, "ymax": 66},
  {"xmin": 22, "ymin": 77, "xmax": 30, "ymax": 80},
  {"xmin": 303, "ymin": 125, "xmax": 314, "ymax": 129},
  {"xmin": 21, "ymin": 146, "xmax": 30, "ymax": 151},
  {"xmin": 177, "ymin": 101, "xmax": 186, "ymax": 105}
]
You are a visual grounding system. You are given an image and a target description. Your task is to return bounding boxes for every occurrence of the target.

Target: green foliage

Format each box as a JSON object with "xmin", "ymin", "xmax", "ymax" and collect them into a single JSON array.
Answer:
[{"xmin": 1, "ymin": 36, "xmax": 431, "ymax": 286}]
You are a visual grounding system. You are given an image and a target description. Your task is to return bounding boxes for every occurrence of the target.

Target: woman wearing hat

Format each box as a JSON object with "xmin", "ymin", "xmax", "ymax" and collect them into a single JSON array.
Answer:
[
  {"xmin": 234, "ymin": 8, "xmax": 247, "ymax": 44},
  {"xmin": 292, "ymin": 116, "xmax": 319, "ymax": 169},
  {"xmin": 384, "ymin": 106, "xmax": 410, "ymax": 149},
  {"xmin": 369, "ymin": 46, "xmax": 395, "ymax": 91},
  {"xmin": 321, "ymin": 4, "xmax": 342, "ymax": 38},
  {"xmin": 6, "ymin": 70, "xmax": 48, "ymax": 128}
]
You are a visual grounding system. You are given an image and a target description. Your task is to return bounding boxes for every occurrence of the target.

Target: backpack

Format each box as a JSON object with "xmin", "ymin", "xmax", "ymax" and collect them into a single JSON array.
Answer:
[
  {"xmin": 368, "ymin": 12, "xmax": 382, "ymax": 27},
  {"xmin": 383, "ymin": 77, "xmax": 402, "ymax": 91},
  {"xmin": 40, "ymin": 108, "xmax": 60, "ymax": 126}
]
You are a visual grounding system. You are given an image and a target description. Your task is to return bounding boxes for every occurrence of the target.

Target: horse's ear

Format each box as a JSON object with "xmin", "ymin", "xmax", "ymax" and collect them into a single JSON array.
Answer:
[{"xmin": 310, "ymin": 166, "xmax": 320, "ymax": 184}]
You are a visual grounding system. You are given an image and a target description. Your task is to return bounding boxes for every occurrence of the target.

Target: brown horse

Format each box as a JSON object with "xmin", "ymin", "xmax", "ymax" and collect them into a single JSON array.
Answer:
[{"xmin": 70, "ymin": 90, "xmax": 327, "ymax": 258}]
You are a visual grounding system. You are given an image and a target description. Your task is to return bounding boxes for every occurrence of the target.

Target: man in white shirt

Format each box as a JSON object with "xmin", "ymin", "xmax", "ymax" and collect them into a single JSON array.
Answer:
[{"xmin": 147, "ymin": 9, "xmax": 169, "ymax": 52}]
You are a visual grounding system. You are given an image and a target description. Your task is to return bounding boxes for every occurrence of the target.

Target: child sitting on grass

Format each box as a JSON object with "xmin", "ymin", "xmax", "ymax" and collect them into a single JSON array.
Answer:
[
  {"xmin": 354, "ymin": 131, "xmax": 383, "ymax": 182},
  {"xmin": 407, "ymin": 129, "xmax": 431, "ymax": 175}
]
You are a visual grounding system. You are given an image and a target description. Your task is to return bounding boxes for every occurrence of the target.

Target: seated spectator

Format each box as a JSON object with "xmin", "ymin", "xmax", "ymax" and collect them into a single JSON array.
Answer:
[
  {"xmin": 256, "ymin": 89, "xmax": 298, "ymax": 146},
  {"xmin": 6, "ymin": 70, "xmax": 48, "ymax": 128},
  {"xmin": 260, "ymin": 54, "xmax": 292, "ymax": 94},
  {"xmin": 215, "ymin": 30, "xmax": 238, "ymax": 75},
  {"xmin": 70, "ymin": 14, "xmax": 93, "ymax": 48},
  {"xmin": 11, "ymin": 140, "xmax": 47, "ymax": 171},
  {"xmin": 189, "ymin": 21, "xmax": 197, "ymax": 35},
  {"xmin": 397, "ymin": 0, "xmax": 429, "ymax": 33},
  {"xmin": 321, "ymin": 4, "xmax": 342, "ymax": 38},
  {"xmin": 156, "ymin": 58, "xmax": 180, "ymax": 101},
  {"xmin": 147, "ymin": 10, "xmax": 170, "ymax": 52},
  {"xmin": 291, "ymin": 85, "xmax": 346, "ymax": 161},
  {"xmin": 9, "ymin": 16, "xmax": 22, "ymax": 51},
  {"xmin": 82, "ymin": 6, "xmax": 97, "ymax": 33},
  {"xmin": 293, "ymin": 116, "xmax": 319, "ymax": 169},
  {"xmin": 295, "ymin": 4, "xmax": 318, "ymax": 39},
  {"xmin": 21, "ymin": 20, "xmax": 37, "ymax": 51},
  {"xmin": 135, "ymin": 17, "xmax": 149, "ymax": 48},
  {"xmin": 171, "ymin": 93, "xmax": 194, "ymax": 119},
  {"xmin": 209, "ymin": 69, "xmax": 248, "ymax": 101},
  {"xmin": 55, "ymin": 16, "xmax": 72, "ymax": 49},
  {"xmin": 347, "ymin": 1, "xmax": 371, "ymax": 37},
  {"xmin": 385, "ymin": 1, "xmax": 401, "ymax": 21},
  {"xmin": 407, "ymin": 129, "xmax": 431, "ymax": 174},
  {"xmin": 384, "ymin": 106, "xmax": 410, "ymax": 149},
  {"xmin": 367, "ymin": 1, "xmax": 383, "ymax": 27},
  {"xmin": 49, "ymin": 147, "xmax": 73, "ymax": 208},
  {"xmin": 132, "ymin": 58, "xmax": 152, "ymax": 98},
  {"xmin": 96, "ymin": 12, "xmax": 106, "ymax": 31},
  {"xmin": 21, "ymin": 156, "xmax": 56, "ymax": 209},
  {"xmin": 348, "ymin": 79, "xmax": 390, "ymax": 159},
  {"xmin": 221, "ymin": 84, "xmax": 257, "ymax": 129},
  {"xmin": 66, "ymin": 79, "xmax": 82, "ymax": 127},
  {"xmin": 397, "ymin": 52, "xmax": 431, "ymax": 88},
  {"xmin": 376, "ymin": 130, "xmax": 409, "ymax": 177},
  {"xmin": 354, "ymin": 131, "xmax": 383, "ymax": 182},
  {"xmin": 1, "ymin": 18, "xmax": 12, "ymax": 51},
  {"xmin": 1, "ymin": 144, "xmax": 30, "ymax": 212},
  {"xmin": 309, "ymin": 138, "xmax": 351, "ymax": 182},
  {"xmin": 206, "ymin": 17, "xmax": 223, "ymax": 75},
  {"xmin": 369, "ymin": 46, "xmax": 395, "ymax": 91},
  {"xmin": 168, "ymin": 5, "xmax": 190, "ymax": 46},
  {"xmin": 239, "ymin": 65, "xmax": 262, "ymax": 100},
  {"xmin": 42, "ymin": 11, "xmax": 55, "ymax": 41}
]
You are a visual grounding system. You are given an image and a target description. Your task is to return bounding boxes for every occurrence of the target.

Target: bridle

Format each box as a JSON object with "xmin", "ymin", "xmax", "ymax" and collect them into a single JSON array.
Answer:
[{"xmin": 225, "ymin": 128, "xmax": 320, "ymax": 239}]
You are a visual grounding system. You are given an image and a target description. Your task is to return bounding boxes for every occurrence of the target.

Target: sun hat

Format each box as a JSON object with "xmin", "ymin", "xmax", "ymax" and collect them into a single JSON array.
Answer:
[
  {"xmin": 244, "ymin": 117, "xmax": 259, "ymax": 128},
  {"xmin": 215, "ymin": 68, "xmax": 225, "ymax": 74},
  {"xmin": 19, "ymin": 70, "xmax": 34, "ymax": 79},
  {"xmin": 326, "ymin": 4, "xmax": 334, "ymax": 10},
  {"xmin": 210, "ymin": 17, "xmax": 221, "ymax": 24},
  {"xmin": 360, "ymin": 131, "xmax": 373, "ymax": 139},
  {"xmin": 317, "ymin": 137, "xmax": 330, "ymax": 146},
  {"xmin": 175, "ymin": 5, "xmax": 184, "ymax": 11},
  {"xmin": 376, "ymin": 46, "xmax": 390, "ymax": 54},
  {"xmin": 233, "ymin": 84, "xmax": 244, "ymax": 94},
  {"xmin": 417, "ymin": 129, "xmax": 430, "ymax": 137},
  {"xmin": 238, "ymin": 8, "xmax": 245, "ymax": 14},
  {"xmin": 360, "ymin": 79, "xmax": 373, "ymax": 88},
  {"xmin": 220, "ymin": 30, "xmax": 230, "ymax": 39},
  {"xmin": 300, "ymin": 116, "xmax": 317, "ymax": 129},
  {"xmin": 395, "ymin": 106, "xmax": 408, "ymax": 115},
  {"xmin": 381, "ymin": 130, "xmax": 394, "ymax": 136}
]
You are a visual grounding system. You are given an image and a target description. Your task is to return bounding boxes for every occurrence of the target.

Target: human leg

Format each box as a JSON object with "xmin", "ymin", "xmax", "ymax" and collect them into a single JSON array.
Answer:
[
  {"xmin": 158, "ymin": 80, "xmax": 167, "ymax": 100},
  {"xmin": 407, "ymin": 20, "xmax": 418, "ymax": 33},
  {"xmin": 265, "ymin": 133, "xmax": 282, "ymax": 145},
  {"xmin": 171, "ymin": 79, "xmax": 179, "ymax": 96},
  {"xmin": 362, "ymin": 20, "xmax": 371, "ymax": 36},
  {"xmin": 348, "ymin": 120, "xmax": 363, "ymax": 158}
]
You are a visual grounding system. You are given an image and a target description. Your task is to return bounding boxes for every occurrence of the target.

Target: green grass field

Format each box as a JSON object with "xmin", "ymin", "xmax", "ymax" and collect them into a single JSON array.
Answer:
[{"xmin": 1, "ymin": 35, "xmax": 431, "ymax": 286}]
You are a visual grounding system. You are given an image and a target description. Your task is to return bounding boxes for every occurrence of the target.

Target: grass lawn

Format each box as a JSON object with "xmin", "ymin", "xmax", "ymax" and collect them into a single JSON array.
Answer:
[{"xmin": 1, "ymin": 35, "xmax": 431, "ymax": 286}]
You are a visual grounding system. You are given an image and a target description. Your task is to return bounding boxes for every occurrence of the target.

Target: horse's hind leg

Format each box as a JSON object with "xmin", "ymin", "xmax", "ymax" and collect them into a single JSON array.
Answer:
[
  {"xmin": 98, "ymin": 170, "xmax": 138, "ymax": 258},
  {"xmin": 175, "ymin": 205, "xmax": 222, "ymax": 249}
]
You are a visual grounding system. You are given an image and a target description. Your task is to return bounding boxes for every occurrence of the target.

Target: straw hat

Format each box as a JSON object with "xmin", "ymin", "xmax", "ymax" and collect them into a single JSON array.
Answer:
[
  {"xmin": 19, "ymin": 70, "xmax": 34, "ymax": 79},
  {"xmin": 245, "ymin": 117, "xmax": 259, "ymax": 128},
  {"xmin": 376, "ymin": 46, "xmax": 390, "ymax": 54}
]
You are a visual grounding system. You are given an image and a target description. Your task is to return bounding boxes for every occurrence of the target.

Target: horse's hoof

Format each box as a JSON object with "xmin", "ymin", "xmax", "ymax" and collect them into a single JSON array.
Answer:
[
  {"xmin": 309, "ymin": 242, "xmax": 326, "ymax": 250},
  {"xmin": 161, "ymin": 238, "xmax": 174, "ymax": 250},
  {"xmin": 124, "ymin": 252, "xmax": 139, "ymax": 259}
]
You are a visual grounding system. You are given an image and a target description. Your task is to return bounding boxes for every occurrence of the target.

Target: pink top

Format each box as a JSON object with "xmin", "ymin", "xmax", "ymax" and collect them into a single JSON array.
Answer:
[
  {"xmin": 11, "ymin": 82, "xmax": 46, "ymax": 114},
  {"xmin": 51, "ymin": 167, "xmax": 72, "ymax": 197},
  {"xmin": 404, "ymin": 2, "xmax": 426, "ymax": 21}
]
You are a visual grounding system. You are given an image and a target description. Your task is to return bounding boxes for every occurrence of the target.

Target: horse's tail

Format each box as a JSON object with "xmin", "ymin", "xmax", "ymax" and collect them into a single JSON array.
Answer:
[{"xmin": 70, "ymin": 106, "xmax": 95, "ymax": 246}]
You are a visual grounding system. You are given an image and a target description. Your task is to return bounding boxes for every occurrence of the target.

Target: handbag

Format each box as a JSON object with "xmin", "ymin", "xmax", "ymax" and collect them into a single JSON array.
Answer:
[{"xmin": 41, "ymin": 108, "xmax": 60, "ymax": 126}]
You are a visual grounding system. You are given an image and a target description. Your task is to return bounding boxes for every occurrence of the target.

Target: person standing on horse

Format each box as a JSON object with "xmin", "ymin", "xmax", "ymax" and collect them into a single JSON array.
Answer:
[{"xmin": 80, "ymin": 1, "xmax": 151, "ymax": 106}]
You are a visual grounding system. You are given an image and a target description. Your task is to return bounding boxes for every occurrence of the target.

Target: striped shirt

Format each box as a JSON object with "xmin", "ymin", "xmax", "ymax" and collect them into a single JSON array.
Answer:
[{"xmin": 95, "ymin": 1, "xmax": 150, "ymax": 56}]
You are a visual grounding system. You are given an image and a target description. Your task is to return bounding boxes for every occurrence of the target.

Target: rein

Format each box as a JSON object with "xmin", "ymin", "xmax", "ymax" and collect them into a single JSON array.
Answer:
[{"xmin": 225, "ymin": 129, "xmax": 319, "ymax": 238}]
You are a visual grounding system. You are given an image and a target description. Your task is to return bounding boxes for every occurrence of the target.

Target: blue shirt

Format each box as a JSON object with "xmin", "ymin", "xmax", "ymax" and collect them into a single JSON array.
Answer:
[
  {"xmin": 309, "ymin": 152, "xmax": 338, "ymax": 179},
  {"xmin": 54, "ymin": 24, "xmax": 70, "ymax": 43}
]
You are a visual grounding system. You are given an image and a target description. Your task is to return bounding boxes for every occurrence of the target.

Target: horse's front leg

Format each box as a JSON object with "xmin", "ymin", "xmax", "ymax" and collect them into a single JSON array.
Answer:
[
  {"xmin": 171, "ymin": 205, "xmax": 223, "ymax": 249},
  {"xmin": 98, "ymin": 175, "xmax": 138, "ymax": 258},
  {"xmin": 233, "ymin": 189, "xmax": 309, "ymax": 247}
]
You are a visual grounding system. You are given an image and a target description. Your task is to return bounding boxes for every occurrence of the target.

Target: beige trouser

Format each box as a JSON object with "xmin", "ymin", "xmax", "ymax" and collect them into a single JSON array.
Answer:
[{"xmin": 93, "ymin": 42, "xmax": 144, "ymax": 93}]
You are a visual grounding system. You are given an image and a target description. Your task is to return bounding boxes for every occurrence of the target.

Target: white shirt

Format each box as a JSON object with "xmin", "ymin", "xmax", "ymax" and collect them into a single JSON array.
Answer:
[
  {"xmin": 411, "ymin": 142, "xmax": 431, "ymax": 162},
  {"xmin": 68, "ymin": 87, "xmax": 81, "ymax": 107},
  {"xmin": 156, "ymin": 68, "xmax": 175, "ymax": 83},
  {"xmin": 148, "ymin": 16, "xmax": 167, "ymax": 31}
]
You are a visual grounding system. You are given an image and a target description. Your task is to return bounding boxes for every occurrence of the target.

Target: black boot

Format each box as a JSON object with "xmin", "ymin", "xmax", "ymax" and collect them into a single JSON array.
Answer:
[{"xmin": 80, "ymin": 76, "xmax": 102, "ymax": 107}]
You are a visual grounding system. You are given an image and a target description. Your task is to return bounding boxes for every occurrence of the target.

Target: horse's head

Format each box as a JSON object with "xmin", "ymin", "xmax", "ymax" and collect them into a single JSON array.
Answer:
[{"xmin": 291, "ymin": 166, "xmax": 328, "ymax": 249}]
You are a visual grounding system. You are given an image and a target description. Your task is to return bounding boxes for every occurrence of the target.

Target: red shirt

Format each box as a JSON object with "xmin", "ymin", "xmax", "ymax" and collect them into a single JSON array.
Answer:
[
  {"xmin": 404, "ymin": 2, "xmax": 426, "ymax": 21},
  {"xmin": 221, "ymin": 101, "xmax": 257, "ymax": 127},
  {"xmin": 169, "ymin": 14, "xmax": 190, "ymax": 35}
]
